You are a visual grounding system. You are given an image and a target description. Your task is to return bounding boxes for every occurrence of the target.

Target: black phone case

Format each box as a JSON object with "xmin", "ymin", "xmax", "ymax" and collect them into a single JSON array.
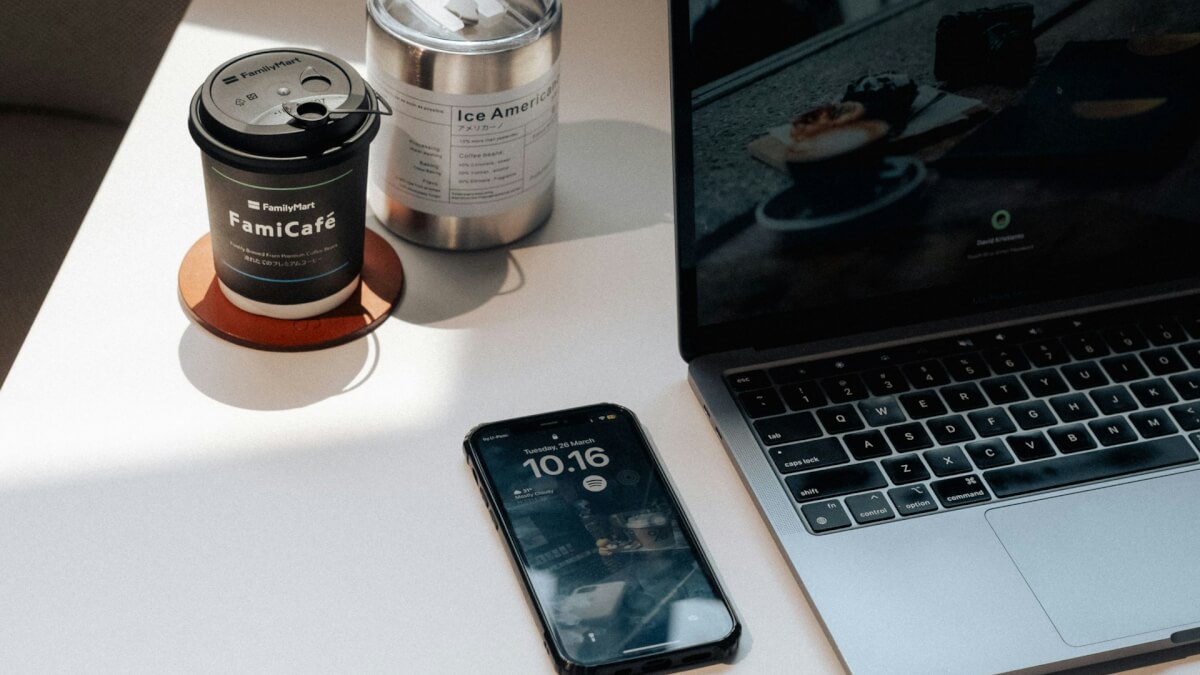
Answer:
[{"xmin": 464, "ymin": 403, "xmax": 741, "ymax": 675}]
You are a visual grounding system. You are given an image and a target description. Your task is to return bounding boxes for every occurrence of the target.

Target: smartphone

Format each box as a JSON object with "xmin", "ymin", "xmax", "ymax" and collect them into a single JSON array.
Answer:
[{"xmin": 464, "ymin": 403, "xmax": 741, "ymax": 674}]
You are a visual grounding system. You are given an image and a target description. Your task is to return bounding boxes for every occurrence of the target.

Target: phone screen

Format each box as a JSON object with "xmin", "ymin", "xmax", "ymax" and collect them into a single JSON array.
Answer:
[{"xmin": 470, "ymin": 405, "xmax": 737, "ymax": 669}]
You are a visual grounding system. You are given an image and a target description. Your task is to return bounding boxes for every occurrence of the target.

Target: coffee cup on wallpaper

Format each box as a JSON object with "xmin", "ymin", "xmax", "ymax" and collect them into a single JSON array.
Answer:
[{"xmin": 188, "ymin": 48, "xmax": 385, "ymax": 319}]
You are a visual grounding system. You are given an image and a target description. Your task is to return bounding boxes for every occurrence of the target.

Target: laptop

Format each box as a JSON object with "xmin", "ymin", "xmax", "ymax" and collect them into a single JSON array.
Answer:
[{"xmin": 669, "ymin": 1, "xmax": 1200, "ymax": 673}]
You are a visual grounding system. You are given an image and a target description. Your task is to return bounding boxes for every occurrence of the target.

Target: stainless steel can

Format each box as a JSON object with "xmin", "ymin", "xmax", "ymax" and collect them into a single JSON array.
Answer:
[{"xmin": 366, "ymin": 0, "xmax": 562, "ymax": 250}]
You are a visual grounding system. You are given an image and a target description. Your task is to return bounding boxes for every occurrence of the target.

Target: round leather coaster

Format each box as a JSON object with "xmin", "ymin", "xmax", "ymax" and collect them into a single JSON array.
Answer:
[{"xmin": 178, "ymin": 229, "xmax": 404, "ymax": 351}]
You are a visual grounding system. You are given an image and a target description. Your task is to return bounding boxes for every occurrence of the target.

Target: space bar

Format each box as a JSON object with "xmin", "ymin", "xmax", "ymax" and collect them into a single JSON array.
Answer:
[{"xmin": 984, "ymin": 435, "xmax": 1199, "ymax": 498}]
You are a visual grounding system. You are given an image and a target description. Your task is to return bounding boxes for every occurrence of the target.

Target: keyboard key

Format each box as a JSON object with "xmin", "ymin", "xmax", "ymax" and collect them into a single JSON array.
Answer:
[
  {"xmin": 822, "ymin": 356, "xmax": 863, "ymax": 375},
  {"xmin": 780, "ymin": 381, "xmax": 827, "ymax": 411},
  {"xmin": 1101, "ymin": 326, "xmax": 1147, "ymax": 353},
  {"xmin": 1130, "ymin": 409, "xmax": 1178, "ymax": 439},
  {"xmin": 1142, "ymin": 319, "xmax": 1187, "ymax": 345},
  {"xmin": 801, "ymin": 500, "xmax": 852, "ymax": 532},
  {"xmin": 1023, "ymin": 338, "xmax": 1070, "ymax": 367},
  {"xmin": 770, "ymin": 438, "xmax": 850, "ymax": 474},
  {"xmin": 787, "ymin": 462, "xmax": 887, "ymax": 502},
  {"xmin": 857, "ymin": 397, "xmax": 906, "ymax": 427},
  {"xmin": 1141, "ymin": 347, "xmax": 1187, "ymax": 376},
  {"xmin": 1047, "ymin": 424, "xmax": 1097, "ymax": 454},
  {"xmin": 968, "ymin": 408, "xmax": 1017, "ymax": 437},
  {"xmin": 944, "ymin": 353, "xmax": 991, "ymax": 381},
  {"xmin": 975, "ymin": 327, "xmax": 1021, "ymax": 347},
  {"xmin": 1169, "ymin": 403, "xmax": 1200, "ymax": 431},
  {"xmin": 843, "ymin": 430, "xmax": 892, "ymax": 460},
  {"xmin": 1130, "ymin": 378, "xmax": 1179, "ymax": 408},
  {"xmin": 822, "ymin": 375, "xmax": 870, "ymax": 403},
  {"xmin": 1021, "ymin": 369, "xmax": 1069, "ymax": 397},
  {"xmin": 899, "ymin": 390, "xmax": 947, "ymax": 419},
  {"xmin": 984, "ymin": 348, "xmax": 1031, "ymax": 374},
  {"xmin": 882, "ymin": 453, "xmax": 930, "ymax": 484},
  {"xmin": 928, "ymin": 415, "xmax": 975, "ymax": 444},
  {"xmin": 941, "ymin": 383, "xmax": 988, "ymax": 412},
  {"xmin": 885, "ymin": 423, "xmax": 934, "ymax": 452},
  {"xmin": 931, "ymin": 475, "xmax": 991, "ymax": 508},
  {"xmin": 1062, "ymin": 362, "xmax": 1109, "ymax": 390},
  {"xmin": 984, "ymin": 435, "xmax": 1199, "ymax": 498},
  {"xmin": 1010, "ymin": 400, "xmax": 1057, "ymax": 430},
  {"xmin": 845, "ymin": 492, "xmax": 896, "ymax": 524},
  {"xmin": 738, "ymin": 389, "xmax": 785, "ymax": 418},
  {"xmin": 1088, "ymin": 417, "xmax": 1138, "ymax": 446},
  {"xmin": 728, "ymin": 370, "xmax": 770, "ymax": 392},
  {"xmin": 924, "ymin": 446, "xmax": 972, "ymax": 476},
  {"xmin": 817, "ymin": 404, "xmax": 865, "ymax": 434},
  {"xmin": 1169, "ymin": 372, "xmax": 1200, "ymax": 401},
  {"xmin": 936, "ymin": 335, "xmax": 981, "ymax": 354},
  {"xmin": 770, "ymin": 362, "xmax": 825, "ymax": 385},
  {"xmin": 1062, "ymin": 332, "xmax": 1110, "ymax": 360},
  {"xmin": 1050, "ymin": 393, "xmax": 1099, "ymax": 422},
  {"xmin": 965, "ymin": 439, "xmax": 1015, "ymax": 468},
  {"xmin": 1014, "ymin": 323, "xmax": 1051, "ymax": 341},
  {"xmin": 1100, "ymin": 355, "xmax": 1149, "ymax": 383},
  {"xmin": 902, "ymin": 360, "xmax": 950, "ymax": 388},
  {"xmin": 1007, "ymin": 431, "xmax": 1056, "ymax": 461},
  {"xmin": 1182, "ymin": 314, "xmax": 1200, "ymax": 340},
  {"xmin": 1090, "ymin": 385, "xmax": 1138, "ymax": 415},
  {"xmin": 981, "ymin": 375, "xmax": 1029, "ymax": 404},
  {"xmin": 1178, "ymin": 342, "xmax": 1200, "ymax": 369},
  {"xmin": 862, "ymin": 367, "xmax": 909, "ymax": 396},
  {"xmin": 755, "ymin": 412, "xmax": 821, "ymax": 446},
  {"xmin": 888, "ymin": 484, "xmax": 939, "ymax": 516}
]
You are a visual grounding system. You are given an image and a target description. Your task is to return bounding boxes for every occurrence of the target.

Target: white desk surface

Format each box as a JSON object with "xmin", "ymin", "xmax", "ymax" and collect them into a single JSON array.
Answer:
[{"xmin": 0, "ymin": 0, "xmax": 1194, "ymax": 672}]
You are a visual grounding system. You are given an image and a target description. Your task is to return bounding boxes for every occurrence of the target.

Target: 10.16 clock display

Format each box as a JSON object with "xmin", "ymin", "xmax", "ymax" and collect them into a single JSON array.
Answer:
[{"xmin": 522, "ymin": 447, "xmax": 610, "ymax": 478}]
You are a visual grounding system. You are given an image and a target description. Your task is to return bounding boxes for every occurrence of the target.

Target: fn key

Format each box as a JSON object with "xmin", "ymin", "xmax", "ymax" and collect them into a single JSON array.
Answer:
[{"xmin": 801, "ymin": 500, "xmax": 851, "ymax": 533}]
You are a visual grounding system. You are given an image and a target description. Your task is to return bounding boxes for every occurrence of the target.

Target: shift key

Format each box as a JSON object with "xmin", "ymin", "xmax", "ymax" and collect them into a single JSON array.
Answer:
[{"xmin": 786, "ymin": 462, "xmax": 886, "ymax": 502}]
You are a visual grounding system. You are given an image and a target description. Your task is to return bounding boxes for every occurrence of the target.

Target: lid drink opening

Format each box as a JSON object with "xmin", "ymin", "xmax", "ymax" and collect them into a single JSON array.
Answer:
[{"xmin": 411, "ymin": 0, "xmax": 507, "ymax": 32}]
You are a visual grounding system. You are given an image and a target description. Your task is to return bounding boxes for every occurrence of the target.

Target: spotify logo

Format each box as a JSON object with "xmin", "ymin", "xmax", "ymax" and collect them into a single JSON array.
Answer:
[{"xmin": 991, "ymin": 209, "xmax": 1013, "ymax": 231}]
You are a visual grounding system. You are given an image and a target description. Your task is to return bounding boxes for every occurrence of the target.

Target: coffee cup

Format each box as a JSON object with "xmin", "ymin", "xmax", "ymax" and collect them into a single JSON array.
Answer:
[
  {"xmin": 189, "ymin": 48, "xmax": 383, "ymax": 319},
  {"xmin": 785, "ymin": 119, "xmax": 891, "ymax": 209}
]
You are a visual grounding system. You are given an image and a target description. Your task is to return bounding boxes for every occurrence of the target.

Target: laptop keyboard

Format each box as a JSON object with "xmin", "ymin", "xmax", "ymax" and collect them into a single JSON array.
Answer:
[{"xmin": 726, "ymin": 297, "xmax": 1200, "ymax": 534}]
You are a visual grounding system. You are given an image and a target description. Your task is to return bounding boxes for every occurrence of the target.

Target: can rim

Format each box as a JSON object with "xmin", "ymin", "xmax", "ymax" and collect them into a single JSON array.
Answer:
[{"xmin": 366, "ymin": 0, "xmax": 560, "ymax": 54}]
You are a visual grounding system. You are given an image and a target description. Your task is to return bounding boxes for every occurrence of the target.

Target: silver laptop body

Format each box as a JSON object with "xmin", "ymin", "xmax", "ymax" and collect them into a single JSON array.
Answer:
[{"xmin": 669, "ymin": 1, "xmax": 1200, "ymax": 672}]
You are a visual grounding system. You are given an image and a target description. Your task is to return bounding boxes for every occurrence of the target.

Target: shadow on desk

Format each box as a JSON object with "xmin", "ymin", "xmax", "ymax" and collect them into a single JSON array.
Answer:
[
  {"xmin": 389, "ymin": 120, "xmax": 671, "ymax": 326},
  {"xmin": 178, "ymin": 328, "xmax": 377, "ymax": 410}
]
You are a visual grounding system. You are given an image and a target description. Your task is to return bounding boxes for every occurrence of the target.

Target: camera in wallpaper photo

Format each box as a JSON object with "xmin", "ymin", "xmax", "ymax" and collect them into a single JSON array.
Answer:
[{"xmin": 690, "ymin": 0, "xmax": 1200, "ymax": 327}]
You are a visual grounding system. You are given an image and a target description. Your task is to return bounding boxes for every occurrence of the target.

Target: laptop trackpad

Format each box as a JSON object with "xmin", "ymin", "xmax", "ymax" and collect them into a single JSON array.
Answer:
[{"xmin": 986, "ymin": 470, "xmax": 1200, "ymax": 647}]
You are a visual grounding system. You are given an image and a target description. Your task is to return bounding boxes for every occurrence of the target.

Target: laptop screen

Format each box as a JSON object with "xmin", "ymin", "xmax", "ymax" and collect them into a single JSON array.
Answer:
[{"xmin": 673, "ymin": 0, "xmax": 1200, "ymax": 360}]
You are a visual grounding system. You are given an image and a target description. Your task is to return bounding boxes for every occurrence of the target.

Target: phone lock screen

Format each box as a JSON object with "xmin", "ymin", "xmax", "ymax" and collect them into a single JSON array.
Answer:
[{"xmin": 468, "ymin": 405, "xmax": 738, "ymax": 672}]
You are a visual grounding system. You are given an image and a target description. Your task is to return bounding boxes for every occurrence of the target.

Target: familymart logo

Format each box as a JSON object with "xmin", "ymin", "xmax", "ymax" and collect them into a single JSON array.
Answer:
[{"xmin": 246, "ymin": 199, "xmax": 317, "ymax": 213}]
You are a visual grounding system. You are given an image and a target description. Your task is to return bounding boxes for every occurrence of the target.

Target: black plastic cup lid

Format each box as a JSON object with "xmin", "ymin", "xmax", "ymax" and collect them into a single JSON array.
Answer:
[{"xmin": 190, "ymin": 48, "xmax": 379, "ymax": 162}]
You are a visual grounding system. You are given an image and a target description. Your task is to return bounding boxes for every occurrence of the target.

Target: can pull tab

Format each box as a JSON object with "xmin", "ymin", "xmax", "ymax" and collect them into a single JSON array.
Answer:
[
  {"xmin": 411, "ymin": 0, "xmax": 506, "ymax": 31},
  {"xmin": 281, "ymin": 95, "xmax": 394, "ymax": 129}
]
